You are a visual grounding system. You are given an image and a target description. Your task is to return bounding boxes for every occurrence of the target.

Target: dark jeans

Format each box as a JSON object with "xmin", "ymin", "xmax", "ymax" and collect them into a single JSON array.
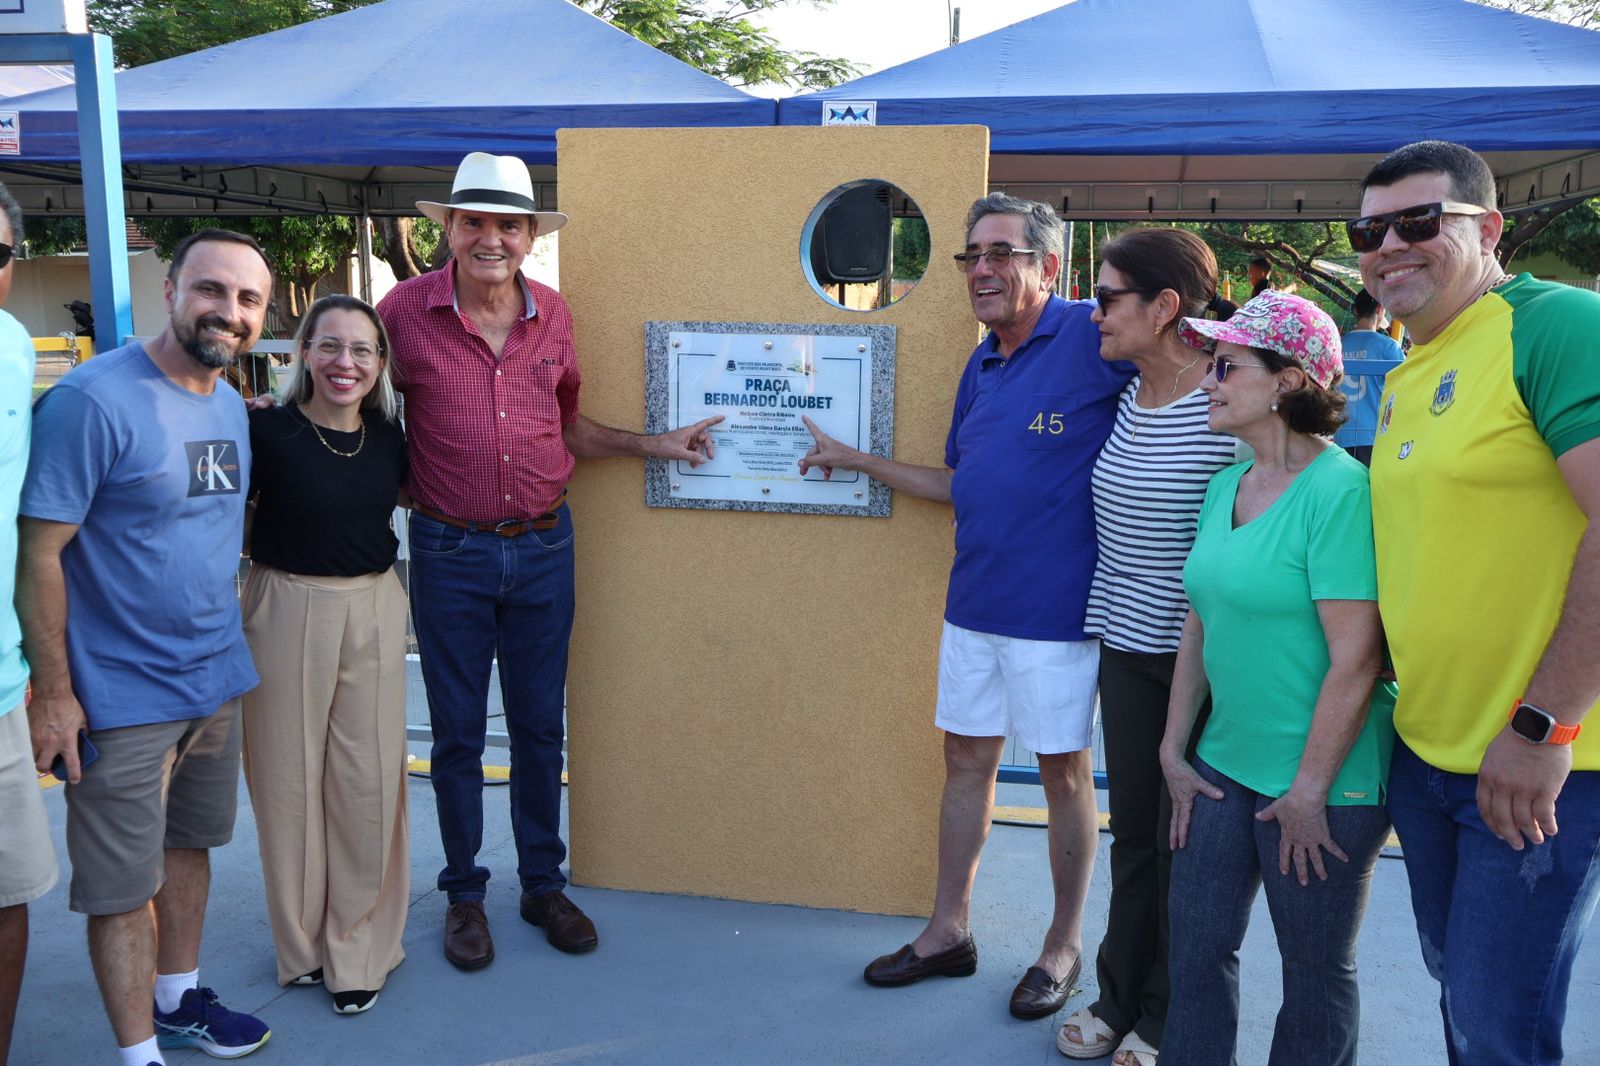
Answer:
[
  {"xmin": 1089, "ymin": 646, "xmax": 1189, "ymax": 1049},
  {"xmin": 1388, "ymin": 740, "xmax": 1600, "ymax": 1065},
  {"xmin": 1166, "ymin": 758, "xmax": 1390, "ymax": 1066},
  {"xmin": 407, "ymin": 507, "xmax": 576, "ymax": 902}
]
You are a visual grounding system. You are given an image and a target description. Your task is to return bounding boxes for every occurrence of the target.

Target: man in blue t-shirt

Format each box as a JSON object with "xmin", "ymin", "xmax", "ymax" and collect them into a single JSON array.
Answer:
[
  {"xmin": 802, "ymin": 193, "xmax": 1132, "ymax": 1019},
  {"xmin": 20, "ymin": 229, "xmax": 272, "ymax": 1066},
  {"xmin": 1335, "ymin": 288, "xmax": 1404, "ymax": 464}
]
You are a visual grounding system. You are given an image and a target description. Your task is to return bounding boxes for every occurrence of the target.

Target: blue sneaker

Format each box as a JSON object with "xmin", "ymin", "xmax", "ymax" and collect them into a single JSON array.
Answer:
[{"xmin": 154, "ymin": 986, "xmax": 271, "ymax": 1058}]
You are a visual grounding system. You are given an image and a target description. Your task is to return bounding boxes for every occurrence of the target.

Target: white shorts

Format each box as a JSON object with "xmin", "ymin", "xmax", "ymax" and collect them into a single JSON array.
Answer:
[
  {"xmin": 934, "ymin": 622, "xmax": 1099, "ymax": 755},
  {"xmin": 0, "ymin": 704, "xmax": 59, "ymax": 908}
]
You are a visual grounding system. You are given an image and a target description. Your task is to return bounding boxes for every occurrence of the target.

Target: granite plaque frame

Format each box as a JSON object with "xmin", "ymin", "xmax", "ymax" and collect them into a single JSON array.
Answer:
[{"xmin": 645, "ymin": 321, "xmax": 895, "ymax": 517}]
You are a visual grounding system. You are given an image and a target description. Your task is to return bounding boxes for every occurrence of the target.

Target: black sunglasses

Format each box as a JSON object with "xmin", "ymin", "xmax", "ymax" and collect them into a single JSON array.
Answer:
[
  {"xmin": 1093, "ymin": 285, "xmax": 1150, "ymax": 312},
  {"xmin": 0, "ymin": 242, "xmax": 14, "ymax": 269},
  {"xmin": 1345, "ymin": 201, "xmax": 1488, "ymax": 253},
  {"xmin": 1205, "ymin": 355, "xmax": 1273, "ymax": 383}
]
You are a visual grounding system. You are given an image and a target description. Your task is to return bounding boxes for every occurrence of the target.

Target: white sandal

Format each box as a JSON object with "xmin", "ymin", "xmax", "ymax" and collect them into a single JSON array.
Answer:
[
  {"xmin": 1057, "ymin": 1008, "xmax": 1119, "ymax": 1059},
  {"xmin": 1113, "ymin": 1030, "xmax": 1159, "ymax": 1066}
]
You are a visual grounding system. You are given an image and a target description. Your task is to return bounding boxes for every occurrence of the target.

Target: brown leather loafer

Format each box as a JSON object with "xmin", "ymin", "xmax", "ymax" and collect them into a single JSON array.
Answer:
[
  {"xmin": 863, "ymin": 935, "xmax": 978, "ymax": 987},
  {"xmin": 520, "ymin": 889, "xmax": 599, "ymax": 954},
  {"xmin": 1008, "ymin": 957, "xmax": 1081, "ymax": 1019},
  {"xmin": 443, "ymin": 901, "xmax": 494, "ymax": 970}
]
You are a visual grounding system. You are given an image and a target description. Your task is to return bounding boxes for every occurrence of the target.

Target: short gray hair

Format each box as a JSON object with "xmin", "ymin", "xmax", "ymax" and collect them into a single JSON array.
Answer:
[
  {"xmin": 965, "ymin": 193, "xmax": 1064, "ymax": 263},
  {"xmin": 0, "ymin": 181, "xmax": 22, "ymax": 246}
]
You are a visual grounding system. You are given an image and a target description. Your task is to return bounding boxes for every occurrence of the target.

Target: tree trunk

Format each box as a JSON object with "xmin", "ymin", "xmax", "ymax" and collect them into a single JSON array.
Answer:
[
  {"xmin": 375, "ymin": 216, "xmax": 427, "ymax": 280},
  {"xmin": 1205, "ymin": 226, "xmax": 1360, "ymax": 308},
  {"xmin": 1498, "ymin": 196, "xmax": 1588, "ymax": 267}
]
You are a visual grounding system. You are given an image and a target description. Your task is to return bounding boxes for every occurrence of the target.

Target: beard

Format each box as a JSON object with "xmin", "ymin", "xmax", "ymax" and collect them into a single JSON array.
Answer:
[{"xmin": 177, "ymin": 313, "xmax": 246, "ymax": 369}]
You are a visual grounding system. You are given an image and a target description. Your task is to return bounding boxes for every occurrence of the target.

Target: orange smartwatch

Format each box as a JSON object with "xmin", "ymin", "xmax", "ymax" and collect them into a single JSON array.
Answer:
[{"xmin": 1509, "ymin": 698, "xmax": 1583, "ymax": 746}]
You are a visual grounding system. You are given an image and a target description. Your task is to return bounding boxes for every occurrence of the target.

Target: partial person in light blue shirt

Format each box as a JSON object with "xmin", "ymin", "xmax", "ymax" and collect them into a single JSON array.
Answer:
[
  {"xmin": 1335, "ymin": 289, "xmax": 1404, "ymax": 463},
  {"xmin": 0, "ymin": 305, "xmax": 32, "ymax": 712},
  {"xmin": 0, "ymin": 181, "xmax": 54, "ymax": 1066}
]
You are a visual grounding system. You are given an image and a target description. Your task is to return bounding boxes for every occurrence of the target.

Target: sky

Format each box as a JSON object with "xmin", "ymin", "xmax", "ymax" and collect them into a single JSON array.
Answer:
[{"xmin": 748, "ymin": 0, "xmax": 1070, "ymax": 95}]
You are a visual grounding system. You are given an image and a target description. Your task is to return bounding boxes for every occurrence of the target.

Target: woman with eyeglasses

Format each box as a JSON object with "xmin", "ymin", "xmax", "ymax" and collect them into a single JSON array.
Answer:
[
  {"xmin": 240, "ymin": 294, "xmax": 410, "ymax": 1016},
  {"xmin": 1157, "ymin": 292, "xmax": 1396, "ymax": 1066},
  {"xmin": 1057, "ymin": 229, "xmax": 1237, "ymax": 1066}
]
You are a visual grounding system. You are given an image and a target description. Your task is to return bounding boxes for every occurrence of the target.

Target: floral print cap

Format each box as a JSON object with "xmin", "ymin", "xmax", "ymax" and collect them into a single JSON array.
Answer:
[{"xmin": 1178, "ymin": 290, "xmax": 1343, "ymax": 389}]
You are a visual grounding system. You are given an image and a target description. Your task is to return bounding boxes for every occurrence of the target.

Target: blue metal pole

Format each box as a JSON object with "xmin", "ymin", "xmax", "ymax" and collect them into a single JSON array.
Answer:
[{"xmin": 70, "ymin": 33, "xmax": 131, "ymax": 352}]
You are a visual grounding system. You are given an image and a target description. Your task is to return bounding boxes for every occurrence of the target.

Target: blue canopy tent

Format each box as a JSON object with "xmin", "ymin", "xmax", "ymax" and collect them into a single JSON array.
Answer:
[
  {"xmin": 780, "ymin": 0, "xmax": 1600, "ymax": 219},
  {"xmin": 0, "ymin": 0, "xmax": 774, "ymax": 217}
]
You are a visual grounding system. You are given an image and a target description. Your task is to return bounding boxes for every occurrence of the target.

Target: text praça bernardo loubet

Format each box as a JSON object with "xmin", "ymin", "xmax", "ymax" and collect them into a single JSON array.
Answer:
[{"xmin": 704, "ymin": 377, "xmax": 834, "ymax": 410}]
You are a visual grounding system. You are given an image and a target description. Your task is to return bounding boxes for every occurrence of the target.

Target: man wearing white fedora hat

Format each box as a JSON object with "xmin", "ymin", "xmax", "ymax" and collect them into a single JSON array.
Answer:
[{"xmin": 378, "ymin": 152, "xmax": 719, "ymax": 970}]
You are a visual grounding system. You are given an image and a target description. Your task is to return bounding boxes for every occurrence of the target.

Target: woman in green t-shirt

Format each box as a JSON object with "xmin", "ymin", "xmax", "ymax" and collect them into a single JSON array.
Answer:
[{"xmin": 1156, "ymin": 291, "xmax": 1396, "ymax": 1066}]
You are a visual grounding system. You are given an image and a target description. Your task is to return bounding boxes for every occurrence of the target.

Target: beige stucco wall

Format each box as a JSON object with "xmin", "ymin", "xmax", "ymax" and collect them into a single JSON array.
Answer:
[
  {"xmin": 556, "ymin": 125, "xmax": 989, "ymax": 915},
  {"xmin": 9, "ymin": 248, "xmax": 168, "ymax": 339}
]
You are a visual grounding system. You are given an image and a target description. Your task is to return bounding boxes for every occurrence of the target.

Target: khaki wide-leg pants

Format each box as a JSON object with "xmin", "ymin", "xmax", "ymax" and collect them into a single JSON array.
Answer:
[{"xmin": 241, "ymin": 564, "xmax": 410, "ymax": 992}]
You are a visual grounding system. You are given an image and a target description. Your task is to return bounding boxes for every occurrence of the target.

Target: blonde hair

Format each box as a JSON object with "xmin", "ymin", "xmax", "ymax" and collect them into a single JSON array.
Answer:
[{"xmin": 278, "ymin": 294, "xmax": 397, "ymax": 421}]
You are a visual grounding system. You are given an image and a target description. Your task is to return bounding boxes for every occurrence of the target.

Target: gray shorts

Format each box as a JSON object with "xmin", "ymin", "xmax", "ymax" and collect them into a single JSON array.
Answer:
[
  {"xmin": 0, "ymin": 704, "xmax": 59, "ymax": 908},
  {"xmin": 65, "ymin": 700, "xmax": 241, "ymax": 915}
]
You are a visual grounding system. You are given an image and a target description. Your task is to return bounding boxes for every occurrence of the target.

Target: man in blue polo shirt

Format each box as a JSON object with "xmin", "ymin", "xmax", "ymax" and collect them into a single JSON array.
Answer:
[{"xmin": 802, "ymin": 192, "xmax": 1132, "ymax": 1019}]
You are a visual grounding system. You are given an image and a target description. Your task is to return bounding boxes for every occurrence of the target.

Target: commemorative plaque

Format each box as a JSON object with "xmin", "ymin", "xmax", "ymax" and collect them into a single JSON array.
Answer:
[{"xmin": 644, "ymin": 321, "xmax": 895, "ymax": 516}]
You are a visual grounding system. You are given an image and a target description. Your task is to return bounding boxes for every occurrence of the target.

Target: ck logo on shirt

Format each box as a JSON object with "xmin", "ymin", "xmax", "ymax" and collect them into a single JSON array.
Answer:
[
  {"xmin": 186, "ymin": 440, "xmax": 242, "ymax": 497},
  {"xmin": 1378, "ymin": 394, "xmax": 1395, "ymax": 436}
]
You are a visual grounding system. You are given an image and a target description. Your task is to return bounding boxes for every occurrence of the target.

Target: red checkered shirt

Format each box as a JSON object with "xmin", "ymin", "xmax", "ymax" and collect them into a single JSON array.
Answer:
[{"xmin": 377, "ymin": 267, "xmax": 580, "ymax": 522}]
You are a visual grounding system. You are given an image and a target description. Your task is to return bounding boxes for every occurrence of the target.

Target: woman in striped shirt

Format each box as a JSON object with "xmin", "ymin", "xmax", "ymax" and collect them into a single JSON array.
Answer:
[{"xmin": 1060, "ymin": 229, "xmax": 1237, "ymax": 1066}]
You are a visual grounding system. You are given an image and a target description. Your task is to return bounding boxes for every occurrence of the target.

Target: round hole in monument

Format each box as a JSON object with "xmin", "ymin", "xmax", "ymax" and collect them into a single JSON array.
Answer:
[{"xmin": 801, "ymin": 180, "xmax": 929, "ymax": 312}]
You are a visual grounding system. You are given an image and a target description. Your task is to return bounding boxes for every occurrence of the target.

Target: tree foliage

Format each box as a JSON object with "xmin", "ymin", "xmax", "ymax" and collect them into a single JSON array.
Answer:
[
  {"xmin": 88, "ymin": 0, "xmax": 380, "ymax": 67},
  {"xmin": 892, "ymin": 216, "xmax": 929, "ymax": 281},
  {"xmin": 1069, "ymin": 220, "xmax": 1360, "ymax": 319},
  {"xmin": 1505, "ymin": 197, "xmax": 1600, "ymax": 275},
  {"xmin": 575, "ymin": 0, "xmax": 859, "ymax": 89},
  {"xmin": 23, "ymin": 216, "xmax": 88, "ymax": 257},
  {"xmin": 1468, "ymin": 0, "xmax": 1599, "ymax": 27},
  {"xmin": 137, "ymin": 214, "xmax": 358, "ymax": 328}
]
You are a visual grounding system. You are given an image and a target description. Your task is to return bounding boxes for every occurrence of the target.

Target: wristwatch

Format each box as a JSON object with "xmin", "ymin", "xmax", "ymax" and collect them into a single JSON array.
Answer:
[{"xmin": 1509, "ymin": 698, "xmax": 1583, "ymax": 746}]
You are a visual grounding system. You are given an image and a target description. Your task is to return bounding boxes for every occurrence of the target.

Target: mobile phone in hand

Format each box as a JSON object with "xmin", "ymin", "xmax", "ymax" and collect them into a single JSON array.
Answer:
[{"xmin": 49, "ymin": 732, "xmax": 99, "ymax": 782}]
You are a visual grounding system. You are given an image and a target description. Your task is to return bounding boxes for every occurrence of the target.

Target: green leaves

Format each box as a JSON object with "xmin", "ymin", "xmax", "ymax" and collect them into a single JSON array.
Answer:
[
  {"xmin": 575, "ymin": 0, "xmax": 860, "ymax": 89},
  {"xmin": 1504, "ymin": 198, "xmax": 1600, "ymax": 275},
  {"xmin": 1467, "ymin": 0, "xmax": 1599, "ymax": 29},
  {"xmin": 88, "ymin": 0, "xmax": 382, "ymax": 68}
]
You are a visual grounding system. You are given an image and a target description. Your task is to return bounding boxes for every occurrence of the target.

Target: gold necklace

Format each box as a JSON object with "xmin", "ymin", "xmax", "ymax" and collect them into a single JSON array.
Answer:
[
  {"xmin": 1130, "ymin": 353, "xmax": 1201, "ymax": 440},
  {"xmin": 308, "ymin": 413, "xmax": 366, "ymax": 458}
]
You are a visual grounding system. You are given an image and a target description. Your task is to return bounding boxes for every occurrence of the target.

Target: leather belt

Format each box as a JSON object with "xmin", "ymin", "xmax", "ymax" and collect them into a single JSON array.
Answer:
[{"xmin": 412, "ymin": 501, "xmax": 563, "ymax": 537}]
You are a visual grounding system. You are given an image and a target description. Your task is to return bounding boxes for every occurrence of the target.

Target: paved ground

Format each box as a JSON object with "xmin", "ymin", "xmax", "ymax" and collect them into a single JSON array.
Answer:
[{"xmin": 13, "ymin": 742, "xmax": 1600, "ymax": 1065}]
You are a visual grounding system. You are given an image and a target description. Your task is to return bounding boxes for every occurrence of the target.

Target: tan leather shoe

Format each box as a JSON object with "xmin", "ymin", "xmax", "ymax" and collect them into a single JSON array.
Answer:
[
  {"xmin": 443, "ymin": 900, "xmax": 494, "ymax": 970},
  {"xmin": 520, "ymin": 889, "xmax": 599, "ymax": 954}
]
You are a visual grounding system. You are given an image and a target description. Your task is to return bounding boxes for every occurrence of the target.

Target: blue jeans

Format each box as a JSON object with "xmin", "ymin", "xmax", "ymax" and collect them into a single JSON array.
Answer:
[
  {"xmin": 1387, "ymin": 740, "xmax": 1600, "ymax": 1065},
  {"xmin": 407, "ymin": 507, "xmax": 576, "ymax": 902},
  {"xmin": 1165, "ymin": 758, "xmax": 1390, "ymax": 1066}
]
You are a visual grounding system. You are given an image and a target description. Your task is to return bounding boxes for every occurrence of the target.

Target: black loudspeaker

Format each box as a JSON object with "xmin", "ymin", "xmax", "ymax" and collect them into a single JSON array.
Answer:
[{"xmin": 811, "ymin": 183, "xmax": 892, "ymax": 284}]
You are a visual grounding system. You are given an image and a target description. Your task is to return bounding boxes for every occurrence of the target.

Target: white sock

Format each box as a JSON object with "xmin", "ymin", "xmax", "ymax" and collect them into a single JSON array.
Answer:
[
  {"xmin": 119, "ymin": 1036, "xmax": 164, "ymax": 1066},
  {"xmin": 153, "ymin": 969, "xmax": 198, "ymax": 1014}
]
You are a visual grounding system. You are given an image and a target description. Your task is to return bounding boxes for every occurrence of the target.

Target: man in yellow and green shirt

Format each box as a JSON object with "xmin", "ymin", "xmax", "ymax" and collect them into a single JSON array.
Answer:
[{"xmin": 1360, "ymin": 140, "xmax": 1600, "ymax": 1066}]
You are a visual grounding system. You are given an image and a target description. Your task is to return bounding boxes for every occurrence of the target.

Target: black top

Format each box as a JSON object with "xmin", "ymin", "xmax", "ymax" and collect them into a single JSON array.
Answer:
[{"xmin": 249, "ymin": 404, "xmax": 408, "ymax": 576}]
